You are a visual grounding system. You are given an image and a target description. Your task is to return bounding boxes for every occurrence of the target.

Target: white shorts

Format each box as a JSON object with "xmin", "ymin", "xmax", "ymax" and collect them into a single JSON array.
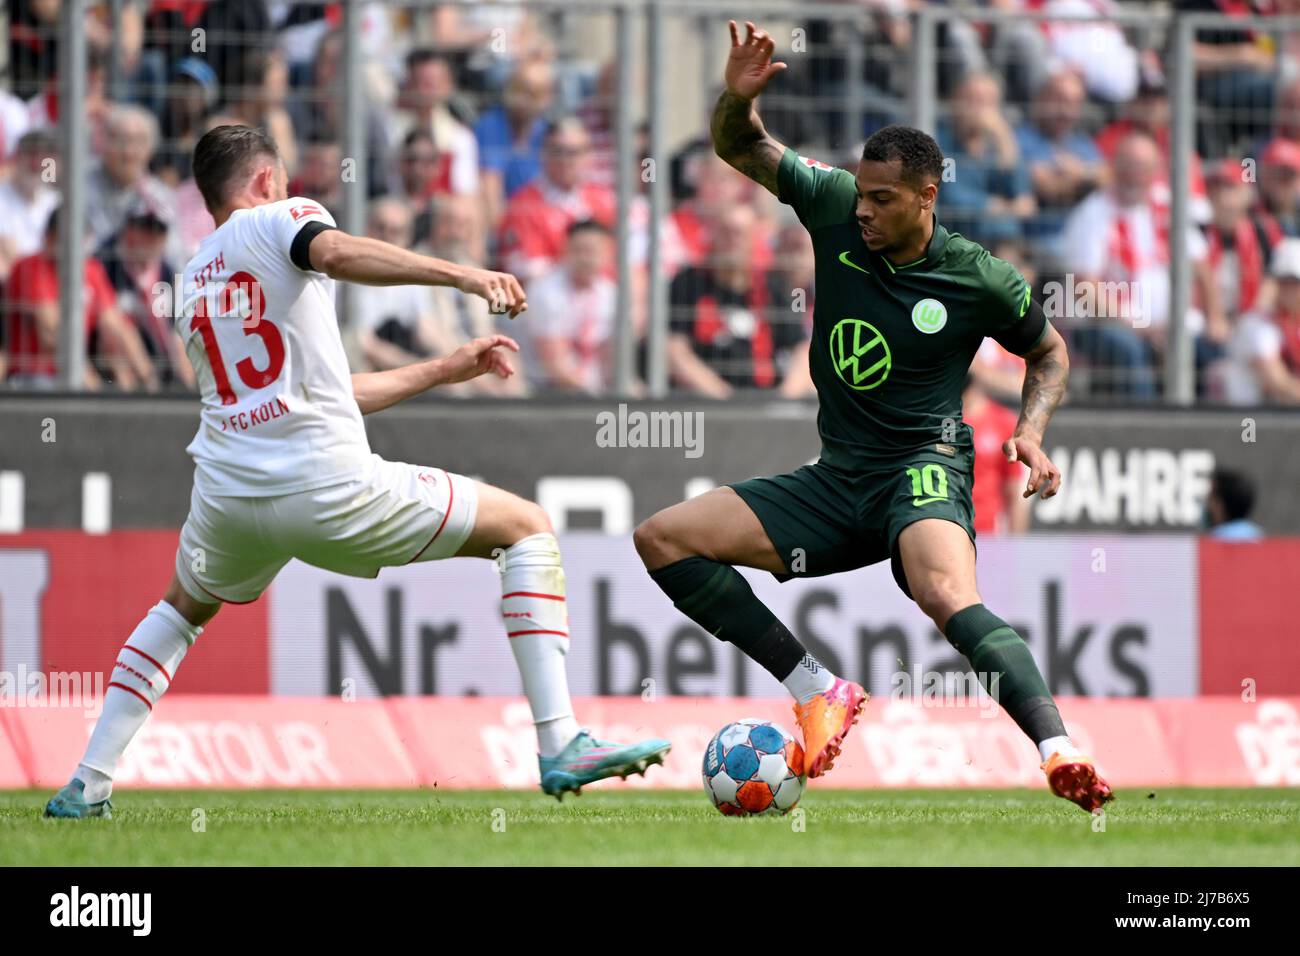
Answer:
[{"xmin": 175, "ymin": 455, "xmax": 479, "ymax": 605}]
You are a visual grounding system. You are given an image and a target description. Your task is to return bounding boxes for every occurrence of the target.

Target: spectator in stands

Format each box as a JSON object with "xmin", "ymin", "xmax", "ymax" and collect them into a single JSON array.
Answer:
[
  {"xmin": 1179, "ymin": 0, "xmax": 1277, "ymax": 156},
  {"xmin": 85, "ymin": 105, "xmax": 175, "ymax": 254},
  {"xmin": 0, "ymin": 83, "xmax": 34, "ymax": 162},
  {"xmin": 771, "ymin": 11, "xmax": 910, "ymax": 148},
  {"xmin": 666, "ymin": 150, "xmax": 773, "ymax": 277},
  {"xmin": 419, "ymin": 194, "xmax": 523, "ymax": 396},
  {"xmin": 396, "ymin": 128, "xmax": 442, "ymax": 232},
  {"xmin": 8, "ymin": 0, "xmax": 61, "ymax": 101},
  {"xmin": 154, "ymin": 56, "xmax": 221, "ymax": 187},
  {"xmin": 936, "ymin": 72, "xmax": 1035, "ymax": 245},
  {"xmin": 1204, "ymin": 468, "xmax": 1264, "ymax": 540},
  {"xmin": 397, "ymin": 128, "xmax": 488, "ymax": 260},
  {"xmin": 391, "ymin": 49, "xmax": 480, "ymax": 199},
  {"xmin": 963, "ymin": 376, "xmax": 1030, "ymax": 535},
  {"xmin": 170, "ymin": 112, "xmax": 241, "ymax": 263},
  {"xmin": 1060, "ymin": 132, "xmax": 1218, "ymax": 400},
  {"xmin": 0, "ymin": 129, "xmax": 59, "ymax": 283},
  {"xmin": 668, "ymin": 204, "xmax": 805, "ymax": 397},
  {"xmin": 1256, "ymin": 138, "xmax": 1300, "ymax": 237},
  {"xmin": 288, "ymin": 137, "xmax": 344, "ymax": 222},
  {"xmin": 1205, "ymin": 158, "xmax": 1279, "ymax": 322},
  {"xmin": 350, "ymin": 198, "xmax": 444, "ymax": 372},
  {"xmin": 1039, "ymin": 0, "xmax": 1141, "ymax": 103},
  {"xmin": 427, "ymin": 1, "xmax": 552, "ymax": 94},
  {"xmin": 523, "ymin": 219, "xmax": 617, "ymax": 393},
  {"xmin": 289, "ymin": 29, "xmax": 392, "ymax": 198},
  {"xmin": 765, "ymin": 221, "xmax": 816, "ymax": 398},
  {"xmin": 221, "ymin": 48, "xmax": 299, "ymax": 179},
  {"xmin": 95, "ymin": 195, "xmax": 194, "ymax": 389},
  {"xmin": 1217, "ymin": 237, "xmax": 1300, "ymax": 405},
  {"xmin": 194, "ymin": 0, "xmax": 274, "ymax": 99},
  {"xmin": 475, "ymin": 58, "xmax": 555, "ymax": 226},
  {"xmin": 986, "ymin": 0, "xmax": 1054, "ymax": 105},
  {"xmin": 576, "ymin": 63, "xmax": 618, "ymax": 190},
  {"xmin": 1096, "ymin": 69, "xmax": 1211, "ymax": 225},
  {"xmin": 497, "ymin": 117, "xmax": 615, "ymax": 285},
  {"xmin": 4, "ymin": 207, "xmax": 155, "ymax": 391},
  {"xmin": 1016, "ymin": 70, "xmax": 1105, "ymax": 240},
  {"xmin": 1264, "ymin": 76, "xmax": 1300, "ymax": 152}
]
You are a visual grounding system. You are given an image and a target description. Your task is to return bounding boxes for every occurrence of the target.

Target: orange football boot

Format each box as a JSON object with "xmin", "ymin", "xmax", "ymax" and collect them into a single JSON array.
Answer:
[
  {"xmin": 792, "ymin": 677, "xmax": 868, "ymax": 778},
  {"xmin": 1042, "ymin": 752, "xmax": 1115, "ymax": 812}
]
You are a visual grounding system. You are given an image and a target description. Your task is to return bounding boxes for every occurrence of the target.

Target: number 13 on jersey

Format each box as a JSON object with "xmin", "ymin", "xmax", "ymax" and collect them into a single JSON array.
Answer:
[{"xmin": 190, "ymin": 271, "xmax": 285, "ymax": 405}]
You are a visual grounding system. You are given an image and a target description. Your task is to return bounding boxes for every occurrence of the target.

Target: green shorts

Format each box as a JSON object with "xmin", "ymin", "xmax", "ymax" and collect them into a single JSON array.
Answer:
[{"xmin": 729, "ymin": 452, "xmax": 976, "ymax": 600}]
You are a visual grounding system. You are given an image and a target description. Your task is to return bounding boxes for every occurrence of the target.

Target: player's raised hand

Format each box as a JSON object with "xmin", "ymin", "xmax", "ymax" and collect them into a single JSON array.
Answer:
[
  {"xmin": 1003, "ymin": 433, "xmax": 1062, "ymax": 499},
  {"xmin": 724, "ymin": 20, "xmax": 787, "ymax": 101},
  {"xmin": 441, "ymin": 335, "xmax": 520, "ymax": 385},
  {"xmin": 457, "ymin": 267, "xmax": 528, "ymax": 318}
]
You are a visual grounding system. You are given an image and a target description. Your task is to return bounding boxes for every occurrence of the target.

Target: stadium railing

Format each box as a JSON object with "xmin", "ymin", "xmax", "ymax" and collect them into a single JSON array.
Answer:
[{"xmin": 3, "ymin": 1, "xmax": 1299, "ymax": 408}]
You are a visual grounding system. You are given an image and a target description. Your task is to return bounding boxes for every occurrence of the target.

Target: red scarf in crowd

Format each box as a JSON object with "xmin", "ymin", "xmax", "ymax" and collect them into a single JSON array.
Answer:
[
  {"xmin": 1207, "ymin": 219, "xmax": 1271, "ymax": 313},
  {"xmin": 693, "ymin": 274, "xmax": 774, "ymax": 388}
]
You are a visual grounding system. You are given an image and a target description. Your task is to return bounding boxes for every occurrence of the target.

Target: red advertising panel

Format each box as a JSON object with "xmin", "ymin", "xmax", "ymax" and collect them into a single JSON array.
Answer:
[
  {"xmin": 0, "ymin": 531, "xmax": 269, "ymax": 693},
  {"xmin": 1155, "ymin": 697, "xmax": 1300, "ymax": 787},
  {"xmin": 12, "ymin": 696, "xmax": 420, "ymax": 789},
  {"xmin": 1198, "ymin": 539, "xmax": 1300, "ymax": 695},
  {"xmin": 0, "ymin": 713, "xmax": 30, "ymax": 787},
  {"xmin": 5, "ymin": 695, "xmax": 1297, "ymax": 790}
]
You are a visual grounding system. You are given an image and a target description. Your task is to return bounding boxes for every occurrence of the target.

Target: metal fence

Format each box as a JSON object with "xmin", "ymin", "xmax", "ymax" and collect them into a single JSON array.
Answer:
[{"xmin": 3, "ymin": 1, "xmax": 1300, "ymax": 407}]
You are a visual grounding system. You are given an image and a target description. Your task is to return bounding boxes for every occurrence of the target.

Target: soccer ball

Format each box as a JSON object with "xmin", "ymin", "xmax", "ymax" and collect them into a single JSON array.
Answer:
[{"xmin": 702, "ymin": 718, "xmax": 805, "ymax": 816}]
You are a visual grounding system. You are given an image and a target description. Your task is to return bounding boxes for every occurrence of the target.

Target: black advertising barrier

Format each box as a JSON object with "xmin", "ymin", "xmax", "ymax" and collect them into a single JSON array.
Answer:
[{"xmin": 1, "ymin": 393, "xmax": 1298, "ymax": 533}]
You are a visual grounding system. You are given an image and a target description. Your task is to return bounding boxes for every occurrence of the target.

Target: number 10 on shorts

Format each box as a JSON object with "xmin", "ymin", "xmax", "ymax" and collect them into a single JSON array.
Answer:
[{"xmin": 907, "ymin": 463, "xmax": 948, "ymax": 506}]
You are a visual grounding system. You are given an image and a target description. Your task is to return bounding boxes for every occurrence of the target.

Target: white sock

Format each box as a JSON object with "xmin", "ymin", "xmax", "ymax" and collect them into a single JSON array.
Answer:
[
  {"xmin": 499, "ymin": 532, "xmax": 580, "ymax": 757},
  {"xmin": 77, "ymin": 601, "xmax": 200, "ymax": 801},
  {"xmin": 782, "ymin": 653, "xmax": 835, "ymax": 704},
  {"xmin": 1037, "ymin": 735, "xmax": 1081, "ymax": 762}
]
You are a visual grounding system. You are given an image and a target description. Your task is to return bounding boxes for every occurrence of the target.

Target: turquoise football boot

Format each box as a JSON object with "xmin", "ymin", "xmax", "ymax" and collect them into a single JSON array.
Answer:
[
  {"xmin": 44, "ymin": 779, "xmax": 113, "ymax": 820},
  {"xmin": 539, "ymin": 730, "xmax": 671, "ymax": 799}
]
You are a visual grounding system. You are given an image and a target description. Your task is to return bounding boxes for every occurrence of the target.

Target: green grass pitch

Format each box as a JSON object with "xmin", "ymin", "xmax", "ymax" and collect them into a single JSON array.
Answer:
[{"xmin": 3, "ymin": 788, "xmax": 1297, "ymax": 866}]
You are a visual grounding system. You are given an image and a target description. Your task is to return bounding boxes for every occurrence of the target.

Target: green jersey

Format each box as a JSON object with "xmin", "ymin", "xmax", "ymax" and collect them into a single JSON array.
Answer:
[{"xmin": 776, "ymin": 148, "xmax": 1049, "ymax": 473}]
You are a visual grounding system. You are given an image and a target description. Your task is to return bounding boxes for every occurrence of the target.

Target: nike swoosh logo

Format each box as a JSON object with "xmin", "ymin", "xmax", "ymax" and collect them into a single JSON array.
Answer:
[
  {"xmin": 838, "ymin": 250, "xmax": 870, "ymax": 275},
  {"xmin": 912, "ymin": 497, "xmax": 946, "ymax": 507}
]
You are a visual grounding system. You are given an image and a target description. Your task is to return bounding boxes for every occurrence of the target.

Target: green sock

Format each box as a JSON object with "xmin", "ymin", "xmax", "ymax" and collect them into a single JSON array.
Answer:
[
  {"xmin": 648, "ymin": 557, "xmax": 808, "ymax": 680},
  {"xmin": 943, "ymin": 603, "xmax": 1066, "ymax": 743}
]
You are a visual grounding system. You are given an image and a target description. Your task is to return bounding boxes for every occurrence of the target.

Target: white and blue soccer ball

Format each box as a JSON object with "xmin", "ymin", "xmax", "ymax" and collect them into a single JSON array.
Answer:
[{"xmin": 702, "ymin": 718, "xmax": 806, "ymax": 816}]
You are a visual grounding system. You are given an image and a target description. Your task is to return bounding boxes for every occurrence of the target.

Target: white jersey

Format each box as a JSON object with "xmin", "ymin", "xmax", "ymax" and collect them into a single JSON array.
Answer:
[{"xmin": 179, "ymin": 197, "xmax": 372, "ymax": 496}]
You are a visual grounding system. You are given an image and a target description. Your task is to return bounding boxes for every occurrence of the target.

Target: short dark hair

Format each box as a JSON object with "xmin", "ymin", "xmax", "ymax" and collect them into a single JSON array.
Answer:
[
  {"xmin": 543, "ymin": 115, "xmax": 586, "ymax": 143},
  {"xmin": 192, "ymin": 125, "xmax": 281, "ymax": 214},
  {"xmin": 1211, "ymin": 468, "xmax": 1256, "ymax": 522},
  {"xmin": 567, "ymin": 218, "xmax": 610, "ymax": 240},
  {"xmin": 15, "ymin": 128, "xmax": 58, "ymax": 157},
  {"xmin": 403, "ymin": 127, "xmax": 436, "ymax": 151},
  {"xmin": 405, "ymin": 47, "xmax": 447, "ymax": 73},
  {"xmin": 861, "ymin": 125, "xmax": 945, "ymax": 189}
]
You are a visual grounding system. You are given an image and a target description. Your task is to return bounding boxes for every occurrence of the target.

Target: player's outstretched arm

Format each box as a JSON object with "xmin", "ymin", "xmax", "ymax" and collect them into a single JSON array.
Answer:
[
  {"xmin": 351, "ymin": 335, "xmax": 520, "ymax": 415},
  {"xmin": 1003, "ymin": 323, "xmax": 1069, "ymax": 500},
  {"xmin": 711, "ymin": 20, "xmax": 789, "ymax": 196},
  {"xmin": 307, "ymin": 229, "xmax": 527, "ymax": 318}
]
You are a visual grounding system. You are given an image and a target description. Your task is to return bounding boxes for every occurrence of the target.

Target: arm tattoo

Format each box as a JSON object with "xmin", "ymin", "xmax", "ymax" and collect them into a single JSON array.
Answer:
[
  {"xmin": 1017, "ymin": 351, "xmax": 1068, "ymax": 440},
  {"xmin": 710, "ymin": 91, "xmax": 783, "ymax": 195}
]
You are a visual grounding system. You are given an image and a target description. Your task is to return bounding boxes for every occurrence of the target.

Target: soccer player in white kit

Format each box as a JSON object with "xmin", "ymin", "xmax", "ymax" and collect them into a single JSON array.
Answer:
[{"xmin": 45, "ymin": 126, "xmax": 670, "ymax": 818}]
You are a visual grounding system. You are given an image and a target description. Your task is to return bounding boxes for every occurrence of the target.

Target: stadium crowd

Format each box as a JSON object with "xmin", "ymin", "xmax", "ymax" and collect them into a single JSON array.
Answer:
[{"xmin": 2, "ymin": 0, "xmax": 1300, "ymax": 409}]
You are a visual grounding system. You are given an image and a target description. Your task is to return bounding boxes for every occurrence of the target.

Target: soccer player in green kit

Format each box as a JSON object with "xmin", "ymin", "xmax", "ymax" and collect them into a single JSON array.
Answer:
[{"xmin": 634, "ymin": 21, "xmax": 1113, "ymax": 812}]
